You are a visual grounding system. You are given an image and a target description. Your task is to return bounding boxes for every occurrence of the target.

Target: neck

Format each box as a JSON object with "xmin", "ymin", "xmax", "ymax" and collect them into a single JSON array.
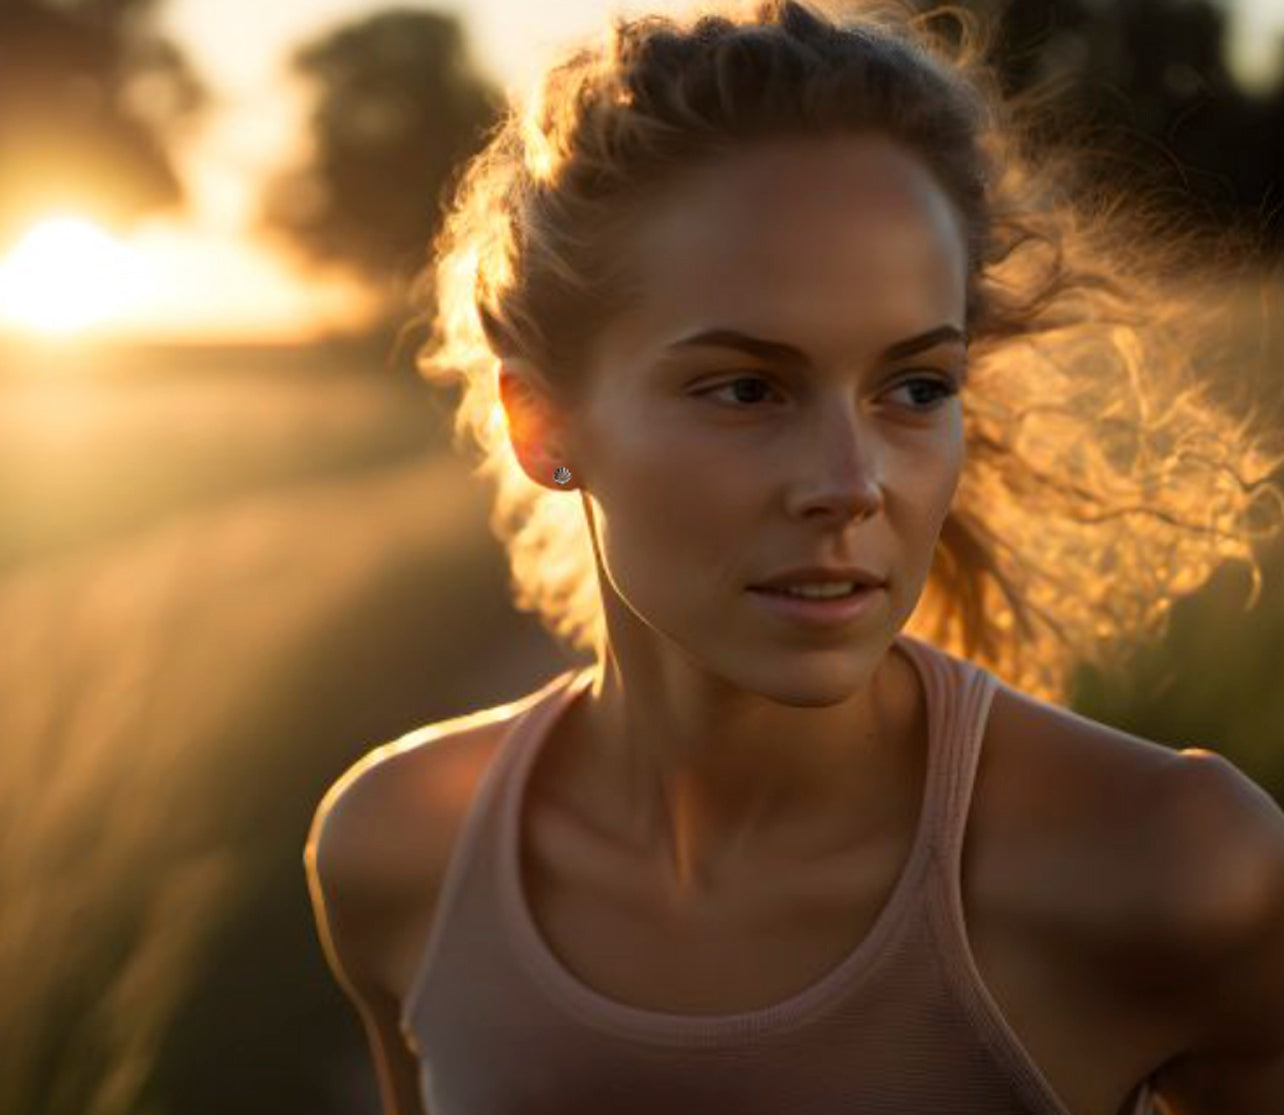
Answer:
[{"xmin": 560, "ymin": 643, "xmax": 917, "ymax": 898}]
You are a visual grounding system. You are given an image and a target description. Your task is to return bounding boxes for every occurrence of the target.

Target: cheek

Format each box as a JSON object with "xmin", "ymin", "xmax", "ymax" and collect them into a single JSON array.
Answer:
[
  {"xmin": 935, "ymin": 435, "xmax": 966, "ymax": 512},
  {"xmin": 596, "ymin": 461, "xmax": 748, "ymax": 610},
  {"xmin": 907, "ymin": 471, "xmax": 961, "ymax": 535},
  {"xmin": 900, "ymin": 463, "xmax": 963, "ymax": 572},
  {"xmin": 615, "ymin": 473, "xmax": 741, "ymax": 574},
  {"xmin": 898, "ymin": 420, "xmax": 963, "ymax": 497},
  {"xmin": 595, "ymin": 399, "xmax": 754, "ymax": 519}
]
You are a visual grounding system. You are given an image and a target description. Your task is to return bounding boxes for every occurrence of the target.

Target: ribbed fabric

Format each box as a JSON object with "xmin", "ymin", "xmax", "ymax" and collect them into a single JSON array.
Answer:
[{"xmin": 397, "ymin": 632, "xmax": 1159, "ymax": 1115}]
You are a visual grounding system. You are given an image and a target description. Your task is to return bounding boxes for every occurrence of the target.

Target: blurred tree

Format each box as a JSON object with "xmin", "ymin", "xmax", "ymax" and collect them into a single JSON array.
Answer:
[
  {"xmin": 977, "ymin": 0, "xmax": 1284, "ymax": 251},
  {"xmin": 0, "ymin": 0, "xmax": 208, "ymax": 250},
  {"xmin": 254, "ymin": 8, "xmax": 503, "ymax": 307}
]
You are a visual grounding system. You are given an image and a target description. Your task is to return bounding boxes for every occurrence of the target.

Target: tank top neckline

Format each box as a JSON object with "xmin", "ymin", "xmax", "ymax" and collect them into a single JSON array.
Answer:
[{"xmin": 497, "ymin": 631, "xmax": 951, "ymax": 1042}]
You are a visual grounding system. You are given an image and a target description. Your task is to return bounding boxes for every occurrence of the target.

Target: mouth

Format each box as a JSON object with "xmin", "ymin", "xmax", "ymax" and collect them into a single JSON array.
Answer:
[{"xmin": 746, "ymin": 584, "xmax": 886, "ymax": 626}]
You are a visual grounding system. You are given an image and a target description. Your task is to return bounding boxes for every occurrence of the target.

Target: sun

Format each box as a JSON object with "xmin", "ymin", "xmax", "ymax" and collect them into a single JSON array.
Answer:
[{"xmin": 0, "ymin": 214, "xmax": 151, "ymax": 337}]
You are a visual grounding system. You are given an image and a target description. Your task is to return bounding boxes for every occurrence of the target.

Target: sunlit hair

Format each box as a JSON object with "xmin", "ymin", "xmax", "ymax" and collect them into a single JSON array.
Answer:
[{"xmin": 406, "ymin": 0, "xmax": 1284, "ymax": 704}]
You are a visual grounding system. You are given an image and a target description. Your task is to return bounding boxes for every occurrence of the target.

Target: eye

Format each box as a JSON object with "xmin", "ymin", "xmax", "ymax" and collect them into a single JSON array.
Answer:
[
  {"xmin": 692, "ymin": 374, "xmax": 781, "ymax": 408},
  {"xmin": 887, "ymin": 375, "xmax": 961, "ymax": 411},
  {"xmin": 691, "ymin": 372, "xmax": 960, "ymax": 412}
]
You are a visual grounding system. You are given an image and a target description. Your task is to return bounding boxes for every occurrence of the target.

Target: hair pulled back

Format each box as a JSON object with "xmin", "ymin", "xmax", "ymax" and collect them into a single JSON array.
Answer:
[{"xmin": 409, "ymin": 0, "xmax": 1284, "ymax": 704}]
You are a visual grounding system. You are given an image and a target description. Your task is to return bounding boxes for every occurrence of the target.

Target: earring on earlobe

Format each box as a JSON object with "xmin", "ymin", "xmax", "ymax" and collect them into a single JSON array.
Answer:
[{"xmin": 553, "ymin": 466, "xmax": 572, "ymax": 485}]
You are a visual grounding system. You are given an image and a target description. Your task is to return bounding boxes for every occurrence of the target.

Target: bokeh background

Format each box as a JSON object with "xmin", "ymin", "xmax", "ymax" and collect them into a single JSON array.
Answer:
[{"xmin": 4, "ymin": 1, "xmax": 1284, "ymax": 1113}]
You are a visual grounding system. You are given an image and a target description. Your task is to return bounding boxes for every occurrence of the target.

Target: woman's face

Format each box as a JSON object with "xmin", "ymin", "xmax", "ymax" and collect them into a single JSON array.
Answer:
[{"xmin": 504, "ymin": 134, "xmax": 969, "ymax": 695}]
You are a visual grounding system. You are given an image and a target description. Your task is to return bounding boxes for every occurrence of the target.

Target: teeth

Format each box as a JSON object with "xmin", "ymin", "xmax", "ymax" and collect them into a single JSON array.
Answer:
[{"xmin": 776, "ymin": 581, "xmax": 857, "ymax": 599}]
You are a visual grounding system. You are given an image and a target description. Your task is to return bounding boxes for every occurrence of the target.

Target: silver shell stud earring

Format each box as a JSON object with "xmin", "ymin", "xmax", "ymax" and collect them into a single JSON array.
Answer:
[{"xmin": 553, "ymin": 466, "xmax": 572, "ymax": 485}]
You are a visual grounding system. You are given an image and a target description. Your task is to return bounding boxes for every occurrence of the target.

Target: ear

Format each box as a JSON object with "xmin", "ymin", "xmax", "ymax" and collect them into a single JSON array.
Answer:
[{"xmin": 497, "ymin": 359, "xmax": 576, "ymax": 490}]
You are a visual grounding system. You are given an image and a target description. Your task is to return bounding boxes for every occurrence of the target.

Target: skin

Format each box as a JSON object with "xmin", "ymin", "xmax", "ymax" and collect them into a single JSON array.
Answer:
[{"xmin": 498, "ymin": 133, "xmax": 971, "ymax": 908}]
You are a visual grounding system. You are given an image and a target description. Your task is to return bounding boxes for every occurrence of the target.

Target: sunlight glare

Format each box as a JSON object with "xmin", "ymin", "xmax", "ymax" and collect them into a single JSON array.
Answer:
[{"xmin": 0, "ymin": 214, "xmax": 152, "ymax": 337}]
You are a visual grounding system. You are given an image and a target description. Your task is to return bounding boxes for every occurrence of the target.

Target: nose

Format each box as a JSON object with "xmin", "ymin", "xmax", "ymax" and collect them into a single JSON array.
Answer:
[{"xmin": 785, "ymin": 410, "xmax": 885, "ymax": 520}]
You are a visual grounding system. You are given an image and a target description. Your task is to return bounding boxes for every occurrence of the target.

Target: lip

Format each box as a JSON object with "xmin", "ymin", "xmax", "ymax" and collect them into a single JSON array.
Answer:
[
  {"xmin": 746, "ymin": 584, "xmax": 886, "ymax": 627},
  {"xmin": 751, "ymin": 565, "xmax": 886, "ymax": 590}
]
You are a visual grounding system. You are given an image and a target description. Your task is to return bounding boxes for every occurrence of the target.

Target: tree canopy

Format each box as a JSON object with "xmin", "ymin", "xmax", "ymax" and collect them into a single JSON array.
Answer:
[
  {"xmin": 0, "ymin": 0, "xmax": 208, "ymax": 250},
  {"xmin": 255, "ymin": 8, "xmax": 502, "ymax": 296}
]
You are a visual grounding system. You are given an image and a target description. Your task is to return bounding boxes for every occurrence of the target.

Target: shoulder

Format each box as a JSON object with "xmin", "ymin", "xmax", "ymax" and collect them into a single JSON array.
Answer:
[
  {"xmin": 303, "ymin": 698, "xmax": 527, "ymax": 1001},
  {"xmin": 981, "ymin": 685, "xmax": 1283, "ymax": 942},
  {"xmin": 981, "ymin": 687, "xmax": 1284, "ymax": 1051},
  {"xmin": 305, "ymin": 701, "xmax": 518, "ymax": 870},
  {"xmin": 1143, "ymin": 745, "xmax": 1284, "ymax": 940},
  {"xmin": 1143, "ymin": 748, "xmax": 1284, "ymax": 1107}
]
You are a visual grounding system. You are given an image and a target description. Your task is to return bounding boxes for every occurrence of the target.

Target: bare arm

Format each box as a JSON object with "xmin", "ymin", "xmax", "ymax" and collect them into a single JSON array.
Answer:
[
  {"xmin": 1150, "ymin": 750, "xmax": 1284, "ymax": 1113},
  {"xmin": 304, "ymin": 759, "xmax": 433, "ymax": 1115}
]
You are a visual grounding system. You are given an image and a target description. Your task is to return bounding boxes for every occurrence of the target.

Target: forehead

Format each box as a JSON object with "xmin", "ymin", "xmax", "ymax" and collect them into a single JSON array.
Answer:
[{"xmin": 592, "ymin": 135, "xmax": 967, "ymax": 374}]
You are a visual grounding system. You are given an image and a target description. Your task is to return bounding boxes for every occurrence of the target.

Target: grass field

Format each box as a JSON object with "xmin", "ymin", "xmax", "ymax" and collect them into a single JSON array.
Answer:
[{"xmin": 0, "ymin": 333, "xmax": 574, "ymax": 1115}]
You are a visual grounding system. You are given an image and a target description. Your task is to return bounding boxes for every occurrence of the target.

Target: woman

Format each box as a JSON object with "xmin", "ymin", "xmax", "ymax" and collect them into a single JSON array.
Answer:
[{"xmin": 304, "ymin": 2, "xmax": 1284, "ymax": 1113}]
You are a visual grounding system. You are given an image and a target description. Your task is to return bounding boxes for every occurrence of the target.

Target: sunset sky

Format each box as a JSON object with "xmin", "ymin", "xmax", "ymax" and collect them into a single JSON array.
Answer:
[{"xmin": 2, "ymin": 0, "xmax": 1282, "ymax": 344}]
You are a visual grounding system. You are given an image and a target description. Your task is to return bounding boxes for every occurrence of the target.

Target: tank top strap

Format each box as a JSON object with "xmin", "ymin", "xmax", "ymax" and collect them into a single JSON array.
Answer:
[
  {"xmin": 396, "ymin": 666, "xmax": 589, "ymax": 1041},
  {"xmin": 904, "ymin": 637, "xmax": 1091, "ymax": 1115},
  {"xmin": 893, "ymin": 633, "xmax": 1002, "ymax": 873}
]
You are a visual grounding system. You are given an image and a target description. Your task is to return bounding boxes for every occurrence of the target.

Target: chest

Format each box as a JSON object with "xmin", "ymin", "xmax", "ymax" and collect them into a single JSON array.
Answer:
[
  {"xmin": 514, "ymin": 704, "xmax": 1175, "ymax": 1115},
  {"xmin": 520, "ymin": 795, "xmax": 921, "ymax": 1013}
]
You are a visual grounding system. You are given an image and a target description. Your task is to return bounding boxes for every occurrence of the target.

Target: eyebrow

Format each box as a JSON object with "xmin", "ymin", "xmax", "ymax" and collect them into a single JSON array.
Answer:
[{"xmin": 664, "ymin": 323, "xmax": 968, "ymax": 365}]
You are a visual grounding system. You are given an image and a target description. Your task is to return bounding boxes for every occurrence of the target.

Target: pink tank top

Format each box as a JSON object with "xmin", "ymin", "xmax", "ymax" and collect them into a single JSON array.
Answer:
[{"xmin": 397, "ymin": 632, "xmax": 1160, "ymax": 1115}]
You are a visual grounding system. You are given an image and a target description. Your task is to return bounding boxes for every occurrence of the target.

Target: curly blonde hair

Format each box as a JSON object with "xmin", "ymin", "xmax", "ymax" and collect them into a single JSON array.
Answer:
[{"xmin": 405, "ymin": 0, "xmax": 1284, "ymax": 705}]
